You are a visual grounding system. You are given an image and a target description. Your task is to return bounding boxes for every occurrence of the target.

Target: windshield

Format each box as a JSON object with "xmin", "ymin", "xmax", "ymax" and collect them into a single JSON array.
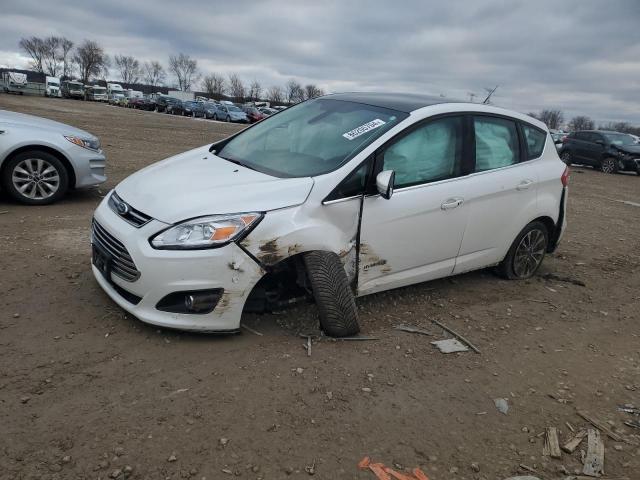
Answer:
[
  {"xmin": 69, "ymin": 82, "xmax": 82, "ymax": 88},
  {"xmin": 217, "ymin": 98, "xmax": 408, "ymax": 177},
  {"xmin": 48, "ymin": 81, "xmax": 59, "ymax": 87},
  {"xmin": 93, "ymin": 87, "xmax": 106, "ymax": 93},
  {"xmin": 604, "ymin": 133, "xmax": 635, "ymax": 146},
  {"xmin": 228, "ymin": 105, "xmax": 242, "ymax": 112}
]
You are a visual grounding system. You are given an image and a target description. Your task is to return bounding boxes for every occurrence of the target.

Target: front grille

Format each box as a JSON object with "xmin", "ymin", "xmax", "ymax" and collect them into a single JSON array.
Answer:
[
  {"xmin": 108, "ymin": 192, "xmax": 152, "ymax": 227},
  {"xmin": 91, "ymin": 220, "xmax": 141, "ymax": 282}
]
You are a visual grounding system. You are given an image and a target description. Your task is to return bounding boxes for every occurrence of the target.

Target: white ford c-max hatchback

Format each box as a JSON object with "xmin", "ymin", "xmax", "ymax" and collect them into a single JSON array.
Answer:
[{"xmin": 91, "ymin": 93, "xmax": 568, "ymax": 336}]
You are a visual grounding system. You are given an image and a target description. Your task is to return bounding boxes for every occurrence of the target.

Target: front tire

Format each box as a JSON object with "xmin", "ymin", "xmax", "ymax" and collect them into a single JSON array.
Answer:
[
  {"xmin": 303, "ymin": 251, "xmax": 360, "ymax": 337},
  {"xmin": 600, "ymin": 157, "xmax": 617, "ymax": 174},
  {"xmin": 496, "ymin": 221, "xmax": 548, "ymax": 280},
  {"xmin": 1, "ymin": 150, "xmax": 69, "ymax": 205}
]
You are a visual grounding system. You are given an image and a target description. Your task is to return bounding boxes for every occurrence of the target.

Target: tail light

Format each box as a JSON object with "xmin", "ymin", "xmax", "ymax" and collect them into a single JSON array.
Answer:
[{"xmin": 561, "ymin": 166, "xmax": 570, "ymax": 187}]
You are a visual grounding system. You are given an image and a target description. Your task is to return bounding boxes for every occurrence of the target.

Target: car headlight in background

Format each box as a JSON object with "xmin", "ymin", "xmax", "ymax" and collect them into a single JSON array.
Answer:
[
  {"xmin": 65, "ymin": 135, "xmax": 101, "ymax": 152},
  {"xmin": 150, "ymin": 213, "xmax": 263, "ymax": 250}
]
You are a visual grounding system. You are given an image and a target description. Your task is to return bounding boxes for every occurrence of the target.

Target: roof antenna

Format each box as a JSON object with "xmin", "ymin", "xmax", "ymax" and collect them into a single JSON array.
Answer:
[{"xmin": 482, "ymin": 85, "xmax": 498, "ymax": 104}]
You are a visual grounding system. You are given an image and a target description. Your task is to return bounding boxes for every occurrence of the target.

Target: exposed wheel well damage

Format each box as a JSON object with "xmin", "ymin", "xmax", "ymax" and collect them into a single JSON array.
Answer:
[{"xmin": 1, "ymin": 145, "xmax": 76, "ymax": 188}]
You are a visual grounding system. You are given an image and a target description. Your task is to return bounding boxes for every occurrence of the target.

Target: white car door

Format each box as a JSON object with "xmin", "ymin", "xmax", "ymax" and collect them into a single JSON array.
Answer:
[
  {"xmin": 453, "ymin": 115, "xmax": 539, "ymax": 274},
  {"xmin": 357, "ymin": 115, "xmax": 471, "ymax": 296}
]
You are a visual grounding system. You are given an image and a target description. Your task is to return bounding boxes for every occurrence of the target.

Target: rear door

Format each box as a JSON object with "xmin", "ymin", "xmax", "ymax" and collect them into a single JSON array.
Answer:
[
  {"xmin": 453, "ymin": 115, "xmax": 539, "ymax": 274},
  {"xmin": 582, "ymin": 132, "xmax": 605, "ymax": 166}
]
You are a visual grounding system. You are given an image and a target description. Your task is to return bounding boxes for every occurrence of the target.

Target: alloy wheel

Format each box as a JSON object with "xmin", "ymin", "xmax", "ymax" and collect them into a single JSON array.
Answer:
[
  {"xmin": 12, "ymin": 158, "xmax": 60, "ymax": 200},
  {"xmin": 513, "ymin": 229, "xmax": 546, "ymax": 278},
  {"xmin": 601, "ymin": 158, "xmax": 616, "ymax": 174}
]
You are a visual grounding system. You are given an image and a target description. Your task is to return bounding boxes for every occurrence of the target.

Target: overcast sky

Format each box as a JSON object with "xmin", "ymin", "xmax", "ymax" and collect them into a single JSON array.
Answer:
[{"xmin": 1, "ymin": 0, "xmax": 639, "ymax": 124}]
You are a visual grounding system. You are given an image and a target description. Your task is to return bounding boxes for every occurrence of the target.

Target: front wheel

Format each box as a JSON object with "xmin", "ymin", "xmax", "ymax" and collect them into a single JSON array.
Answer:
[
  {"xmin": 1, "ymin": 150, "xmax": 69, "ymax": 205},
  {"xmin": 560, "ymin": 151, "xmax": 572, "ymax": 165},
  {"xmin": 303, "ymin": 251, "xmax": 360, "ymax": 337},
  {"xmin": 496, "ymin": 221, "xmax": 549, "ymax": 280},
  {"xmin": 600, "ymin": 157, "xmax": 617, "ymax": 174}
]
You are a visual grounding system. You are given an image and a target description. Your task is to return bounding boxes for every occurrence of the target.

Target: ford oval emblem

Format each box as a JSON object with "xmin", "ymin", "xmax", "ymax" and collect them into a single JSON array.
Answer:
[{"xmin": 116, "ymin": 200, "xmax": 130, "ymax": 216}]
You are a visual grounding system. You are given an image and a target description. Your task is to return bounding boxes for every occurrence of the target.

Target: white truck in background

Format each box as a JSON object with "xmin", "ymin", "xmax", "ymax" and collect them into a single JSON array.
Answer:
[
  {"xmin": 107, "ymin": 83, "xmax": 125, "ymax": 105},
  {"xmin": 45, "ymin": 76, "xmax": 61, "ymax": 97},
  {"xmin": 2, "ymin": 71, "xmax": 28, "ymax": 94}
]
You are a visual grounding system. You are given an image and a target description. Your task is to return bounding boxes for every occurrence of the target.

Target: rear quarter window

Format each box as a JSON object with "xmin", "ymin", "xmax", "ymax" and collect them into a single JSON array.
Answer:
[{"xmin": 521, "ymin": 124, "xmax": 546, "ymax": 159}]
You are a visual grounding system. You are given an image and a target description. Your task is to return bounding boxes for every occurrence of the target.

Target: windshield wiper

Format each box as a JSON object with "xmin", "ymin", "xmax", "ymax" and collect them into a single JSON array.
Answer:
[{"xmin": 217, "ymin": 154, "xmax": 258, "ymax": 172}]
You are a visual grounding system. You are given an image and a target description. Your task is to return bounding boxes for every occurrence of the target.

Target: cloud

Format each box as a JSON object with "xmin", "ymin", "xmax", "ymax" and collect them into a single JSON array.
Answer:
[{"xmin": 1, "ymin": 0, "xmax": 639, "ymax": 124}]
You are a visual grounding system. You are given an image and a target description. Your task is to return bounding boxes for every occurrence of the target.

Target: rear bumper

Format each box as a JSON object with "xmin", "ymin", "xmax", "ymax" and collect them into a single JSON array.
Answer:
[{"xmin": 548, "ymin": 187, "xmax": 568, "ymax": 253}]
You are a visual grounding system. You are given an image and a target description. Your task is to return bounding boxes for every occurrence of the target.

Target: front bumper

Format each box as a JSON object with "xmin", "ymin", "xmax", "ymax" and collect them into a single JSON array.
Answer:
[
  {"xmin": 65, "ymin": 144, "xmax": 107, "ymax": 188},
  {"xmin": 91, "ymin": 197, "xmax": 264, "ymax": 331}
]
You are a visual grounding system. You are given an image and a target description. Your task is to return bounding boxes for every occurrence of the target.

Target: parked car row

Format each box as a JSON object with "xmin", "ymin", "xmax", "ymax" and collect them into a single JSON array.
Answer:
[
  {"xmin": 118, "ymin": 94, "xmax": 286, "ymax": 123},
  {"xmin": 558, "ymin": 130, "xmax": 640, "ymax": 175}
]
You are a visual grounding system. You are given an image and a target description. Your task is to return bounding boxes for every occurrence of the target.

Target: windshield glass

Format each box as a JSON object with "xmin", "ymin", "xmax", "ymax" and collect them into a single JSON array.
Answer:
[
  {"xmin": 228, "ymin": 105, "xmax": 242, "ymax": 112},
  {"xmin": 217, "ymin": 98, "xmax": 408, "ymax": 177},
  {"xmin": 604, "ymin": 133, "xmax": 635, "ymax": 146},
  {"xmin": 93, "ymin": 87, "xmax": 106, "ymax": 93},
  {"xmin": 69, "ymin": 82, "xmax": 82, "ymax": 88},
  {"xmin": 48, "ymin": 81, "xmax": 59, "ymax": 87}
]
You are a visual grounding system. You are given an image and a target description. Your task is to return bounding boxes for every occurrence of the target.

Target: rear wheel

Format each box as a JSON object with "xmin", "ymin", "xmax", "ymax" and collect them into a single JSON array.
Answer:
[
  {"xmin": 303, "ymin": 251, "xmax": 360, "ymax": 337},
  {"xmin": 1, "ymin": 150, "xmax": 69, "ymax": 205},
  {"xmin": 496, "ymin": 221, "xmax": 548, "ymax": 280},
  {"xmin": 600, "ymin": 157, "xmax": 617, "ymax": 174}
]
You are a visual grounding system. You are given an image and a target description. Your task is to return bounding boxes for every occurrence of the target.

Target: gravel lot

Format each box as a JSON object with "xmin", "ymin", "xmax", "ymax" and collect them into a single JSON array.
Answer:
[{"xmin": 1, "ymin": 95, "xmax": 639, "ymax": 480}]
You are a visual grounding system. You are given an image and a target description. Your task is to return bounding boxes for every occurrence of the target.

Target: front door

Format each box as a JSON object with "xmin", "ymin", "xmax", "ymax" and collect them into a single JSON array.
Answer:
[{"xmin": 357, "ymin": 115, "xmax": 470, "ymax": 296}]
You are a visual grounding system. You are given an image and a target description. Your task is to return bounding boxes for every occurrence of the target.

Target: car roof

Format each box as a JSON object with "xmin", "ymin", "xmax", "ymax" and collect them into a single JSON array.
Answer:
[{"xmin": 323, "ymin": 92, "xmax": 461, "ymax": 113}]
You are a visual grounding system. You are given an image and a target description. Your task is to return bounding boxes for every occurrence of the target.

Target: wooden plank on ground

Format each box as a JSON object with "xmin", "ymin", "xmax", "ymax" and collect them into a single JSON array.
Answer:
[
  {"xmin": 562, "ymin": 429, "xmax": 587, "ymax": 453},
  {"xmin": 577, "ymin": 410, "xmax": 624, "ymax": 442},
  {"xmin": 543, "ymin": 426, "xmax": 562, "ymax": 458},
  {"xmin": 582, "ymin": 428, "xmax": 604, "ymax": 477}
]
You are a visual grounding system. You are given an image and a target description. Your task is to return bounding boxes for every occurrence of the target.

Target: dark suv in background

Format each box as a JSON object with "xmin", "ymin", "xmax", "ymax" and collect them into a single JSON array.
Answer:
[{"xmin": 560, "ymin": 130, "xmax": 640, "ymax": 174}]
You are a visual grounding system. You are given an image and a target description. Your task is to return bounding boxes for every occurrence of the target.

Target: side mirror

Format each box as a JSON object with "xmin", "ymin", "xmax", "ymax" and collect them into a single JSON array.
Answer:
[{"xmin": 376, "ymin": 170, "xmax": 395, "ymax": 200}]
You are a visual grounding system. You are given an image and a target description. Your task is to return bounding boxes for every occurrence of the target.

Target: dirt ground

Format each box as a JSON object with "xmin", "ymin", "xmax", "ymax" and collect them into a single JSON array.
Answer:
[{"xmin": 1, "ymin": 95, "xmax": 639, "ymax": 480}]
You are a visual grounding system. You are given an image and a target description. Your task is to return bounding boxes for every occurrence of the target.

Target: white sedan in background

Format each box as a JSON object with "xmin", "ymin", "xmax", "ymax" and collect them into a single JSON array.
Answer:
[
  {"xmin": 92, "ymin": 93, "xmax": 568, "ymax": 337},
  {"xmin": 0, "ymin": 110, "xmax": 106, "ymax": 204}
]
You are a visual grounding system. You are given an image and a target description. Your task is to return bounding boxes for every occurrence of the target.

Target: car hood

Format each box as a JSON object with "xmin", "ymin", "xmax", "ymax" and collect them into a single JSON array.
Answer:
[
  {"xmin": 115, "ymin": 145, "xmax": 314, "ymax": 224},
  {"xmin": 0, "ymin": 109, "xmax": 96, "ymax": 138},
  {"xmin": 614, "ymin": 145, "xmax": 640, "ymax": 155}
]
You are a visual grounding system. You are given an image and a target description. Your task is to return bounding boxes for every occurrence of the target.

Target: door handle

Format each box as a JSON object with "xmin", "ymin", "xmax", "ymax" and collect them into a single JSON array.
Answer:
[
  {"xmin": 516, "ymin": 179, "xmax": 534, "ymax": 191},
  {"xmin": 441, "ymin": 197, "xmax": 464, "ymax": 210}
]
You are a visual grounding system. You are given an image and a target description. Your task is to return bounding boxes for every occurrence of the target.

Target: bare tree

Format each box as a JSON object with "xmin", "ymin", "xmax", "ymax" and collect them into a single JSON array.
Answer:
[
  {"xmin": 600, "ymin": 121, "xmax": 634, "ymax": 133},
  {"xmin": 40, "ymin": 36, "xmax": 62, "ymax": 76},
  {"xmin": 304, "ymin": 84, "xmax": 324, "ymax": 100},
  {"xmin": 142, "ymin": 61, "xmax": 166, "ymax": 86},
  {"xmin": 202, "ymin": 73, "xmax": 226, "ymax": 99},
  {"xmin": 19, "ymin": 36, "xmax": 46, "ymax": 72},
  {"xmin": 266, "ymin": 85, "xmax": 284, "ymax": 103},
  {"xmin": 285, "ymin": 79, "xmax": 304, "ymax": 104},
  {"xmin": 537, "ymin": 109, "xmax": 564, "ymax": 130},
  {"xmin": 168, "ymin": 53, "xmax": 199, "ymax": 91},
  {"xmin": 60, "ymin": 38, "xmax": 74, "ymax": 79},
  {"xmin": 114, "ymin": 55, "xmax": 141, "ymax": 84},
  {"xmin": 248, "ymin": 80, "xmax": 262, "ymax": 102},
  {"xmin": 569, "ymin": 115, "xmax": 595, "ymax": 131},
  {"xmin": 227, "ymin": 73, "xmax": 245, "ymax": 102},
  {"xmin": 74, "ymin": 40, "xmax": 109, "ymax": 83}
]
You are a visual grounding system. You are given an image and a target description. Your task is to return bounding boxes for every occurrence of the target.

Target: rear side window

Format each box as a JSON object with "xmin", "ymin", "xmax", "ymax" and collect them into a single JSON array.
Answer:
[
  {"xmin": 381, "ymin": 116, "xmax": 464, "ymax": 188},
  {"xmin": 521, "ymin": 124, "xmax": 546, "ymax": 159},
  {"xmin": 474, "ymin": 116, "xmax": 519, "ymax": 171}
]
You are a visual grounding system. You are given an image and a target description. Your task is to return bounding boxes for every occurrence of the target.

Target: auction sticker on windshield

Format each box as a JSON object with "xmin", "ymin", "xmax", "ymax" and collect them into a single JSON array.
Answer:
[{"xmin": 342, "ymin": 119, "xmax": 386, "ymax": 140}]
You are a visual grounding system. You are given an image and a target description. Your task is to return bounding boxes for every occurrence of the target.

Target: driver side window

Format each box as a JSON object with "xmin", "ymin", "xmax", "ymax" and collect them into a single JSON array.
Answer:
[{"xmin": 381, "ymin": 116, "xmax": 463, "ymax": 189}]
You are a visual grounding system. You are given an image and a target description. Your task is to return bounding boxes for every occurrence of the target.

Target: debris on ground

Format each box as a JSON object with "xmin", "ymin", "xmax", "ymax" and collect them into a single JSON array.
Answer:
[
  {"xmin": 562, "ymin": 429, "xmax": 587, "ymax": 453},
  {"xmin": 542, "ymin": 272, "xmax": 586, "ymax": 287},
  {"xmin": 543, "ymin": 427, "xmax": 562, "ymax": 458},
  {"xmin": 334, "ymin": 336, "xmax": 380, "ymax": 341},
  {"xmin": 623, "ymin": 419, "xmax": 640, "ymax": 429},
  {"xmin": 394, "ymin": 324, "xmax": 434, "ymax": 336},
  {"xmin": 431, "ymin": 319, "xmax": 481, "ymax": 353},
  {"xmin": 582, "ymin": 429, "xmax": 604, "ymax": 477},
  {"xmin": 494, "ymin": 398, "xmax": 509, "ymax": 415},
  {"xmin": 430, "ymin": 338, "xmax": 469, "ymax": 353},
  {"xmin": 358, "ymin": 456, "xmax": 431, "ymax": 480},
  {"xmin": 241, "ymin": 324, "xmax": 263, "ymax": 336},
  {"xmin": 577, "ymin": 410, "xmax": 624, "ymax": 442},
  {"xmin": 617, "ymin": 404, "xmax": 639, "ymax": 415}
]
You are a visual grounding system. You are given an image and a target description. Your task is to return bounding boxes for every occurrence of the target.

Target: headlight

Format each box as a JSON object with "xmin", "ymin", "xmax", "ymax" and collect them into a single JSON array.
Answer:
[
  {"xmin": 150, "ymin": 213, "xmax": 262, "ymax": 250},
  {"xmin": 65, "ymin": 135, "xmax": 101, "ymax": 151}
]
